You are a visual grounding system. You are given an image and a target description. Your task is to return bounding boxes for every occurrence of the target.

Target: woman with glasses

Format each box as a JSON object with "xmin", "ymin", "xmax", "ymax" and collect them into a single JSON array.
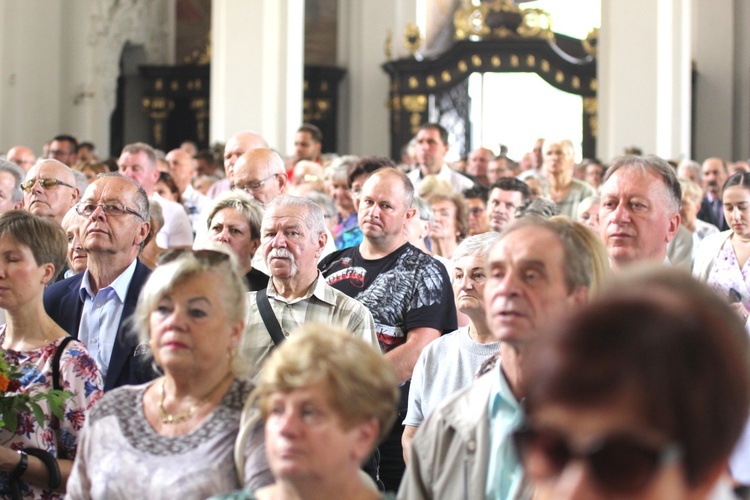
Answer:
[
  {"xmin": 66, "ymin": 248, "xmax": 273, "ymax": 499},
  {"xmin": 0, "ymin": 211, "xmax": 102, "ymax": 499},
  {"xmin": 515, "ymin": 269, "xmax": 750, "ymax": 499}
]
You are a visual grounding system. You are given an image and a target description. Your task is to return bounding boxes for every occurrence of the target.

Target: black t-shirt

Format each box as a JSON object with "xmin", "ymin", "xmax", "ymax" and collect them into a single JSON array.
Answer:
[
  {"xmin": 245, "ymin": 267, "xmax": 269, "ymax": 292},
  {"xmin": 319, "ymin": 243, "xmax": 457, "ymax": 352}
]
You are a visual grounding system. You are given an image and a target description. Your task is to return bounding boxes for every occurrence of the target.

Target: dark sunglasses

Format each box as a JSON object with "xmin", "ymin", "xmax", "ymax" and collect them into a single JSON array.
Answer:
[
  {"xmin": 512, "ymin": 422, "xmax": 682, "ymax": 494},
  {"xmin": 157, "ymin": 248, "xmax": 232, "ymax": 267}
]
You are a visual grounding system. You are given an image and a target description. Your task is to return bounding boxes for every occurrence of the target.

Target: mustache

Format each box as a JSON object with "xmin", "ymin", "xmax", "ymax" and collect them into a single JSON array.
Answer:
[
  {"xmin": 707, "ymin": 180, "xmax": 719, "ymax": 187},
  {"xmin": 269, "ymin": 248, "xmax": 295, "ymax": 261}
]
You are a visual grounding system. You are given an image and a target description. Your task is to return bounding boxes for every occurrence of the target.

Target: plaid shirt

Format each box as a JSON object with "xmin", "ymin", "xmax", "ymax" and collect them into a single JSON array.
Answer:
[{"xmin": 241, "ymin": 272, "xmax": 378, "ymax": 378}]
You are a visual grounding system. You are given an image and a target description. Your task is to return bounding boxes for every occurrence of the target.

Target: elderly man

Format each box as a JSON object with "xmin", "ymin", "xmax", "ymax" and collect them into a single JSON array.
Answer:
[
  {"xmin": 399, "ymin": 217, "xmax": 594, "ymax": 499},
  {"xmin": 22, "ymin": 159, "xmax": 79, "ymax": 225},
  {"xmin": 43, "ymin": 173, "xmax": 156, "ymax": 391},
  {"xmin": 0, "ymin": 160, "xmax": 25, "ymax": 213},
  {"xmin": 697, "ymin": 157, "xmax": 730, "ymax": 230},
  {"xmin": 408, "ymin": 123, "xmax": 475, "ymax": 194},
  {"xmin": 207, "ymin": 130, "xmax": 268, "ymax": 199},
  {"xmin": 243, "ymin": 195, "xmax": 377, "ymax": 378},
  {"xmin": 487, "ymin": 177, "xmax": 530, "ymax": 233},
  {"xmin": 466, "ymin": 147, "xmax": 493, "ymax": 187},
  {"xmin": 232, "ymin": 148, "xmax": 289, "ymax": 207},
  {"xmin": 118, "ymin": 142, "xmax": 193, "ymax": 249},
  {"xmin": 599, "ymin": 155, "xmax": 681, "ymax": 271},
  {"xmin": 6, "ymin": 145, "xmax": 36, "ymax": 172},
  {"xmin": 320, "ymin": 167, "xmax": 457, "ymax": 490},
  {"xmin": 165, "ymin": 147, "xmax": 207, "ymax": 227}
]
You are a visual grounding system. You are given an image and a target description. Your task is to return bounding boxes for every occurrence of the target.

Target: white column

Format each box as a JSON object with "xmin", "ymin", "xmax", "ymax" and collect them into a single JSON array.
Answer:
[
  {"xmin": 598, "ymin": 0, "xmax": 692, "ymax": 161},
  {"xmin": 210, "ymin": 0, "xmax": 304, "ymax": 152},
  {"xmin": 337, "ymin": 0, "xmax": 418, "ymax": 157}
]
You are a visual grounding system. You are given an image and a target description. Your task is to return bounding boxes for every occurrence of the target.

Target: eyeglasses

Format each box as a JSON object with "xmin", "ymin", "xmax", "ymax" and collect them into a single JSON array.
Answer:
[
  {"xmin": 20, "ymin": 178, "xmax": 75, "ymax": 193},
  {"xmin": 512, "ymin": 422, "xmax": 682, "ymax": 494},
  {"xmin": 157, "ymin": 248, "xmax": 232, "ymax": 266},
  {"xmin": 232, "ymin": 173, "xmax": 278, "ymax": 193},
  {"xmin": 75, "ymin": 202, "xmax": 145, "ymax": 221}
]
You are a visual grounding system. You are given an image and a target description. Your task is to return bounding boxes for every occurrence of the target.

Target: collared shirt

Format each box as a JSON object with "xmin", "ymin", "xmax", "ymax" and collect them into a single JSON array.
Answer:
[
  {"xmin": 78, "ymin": 259, "xmax": 138, "ymax": 377},
  {"xmin": 485, "ymin": 362, "xmax": 524, "ymax": 500},
  {"xmin": 407, "ymin": 164, "xmax": 475, "ymax": 194},
  {"xmin": 242, "ymin": 272, "xmax": 378, "ymax": 378}
]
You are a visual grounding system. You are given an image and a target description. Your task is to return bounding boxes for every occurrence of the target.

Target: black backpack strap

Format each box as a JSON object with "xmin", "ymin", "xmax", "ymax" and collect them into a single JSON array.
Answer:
[
  {"xmin": 256, "ymin": 288, "xmax": 286, "ymax": 346},
  {"xmin": 52, "ymin": 336, "xmax": 74, "ymax": 392}
]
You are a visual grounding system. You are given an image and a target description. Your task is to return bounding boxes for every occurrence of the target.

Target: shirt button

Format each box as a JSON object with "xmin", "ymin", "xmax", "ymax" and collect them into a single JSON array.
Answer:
[
  {"xmin": 91, "ymin": 338, "xmax": 98, "ymax": 343},
  {"xmin": 283, "ymin": 331, "xmax": 290, "ymax": 337},
  {"xmin": 96, "ymin": 303, "xmax": 102, "ymax": 308}
]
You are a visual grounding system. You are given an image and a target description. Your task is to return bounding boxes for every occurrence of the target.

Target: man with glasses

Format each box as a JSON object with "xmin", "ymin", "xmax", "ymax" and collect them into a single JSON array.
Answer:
[
  {"xmin": 48, "ymin": 134, "xmax": 79, "ymax": 167},
  {"xmin": 22, "ymin": 159, "xmax": 79, "ymax": 225},
  {"xmin": 44, "ymin": 173, "xmax": 157, "ymax": 391},
  {"xmin": 118, "ymin": 142, "xmax": 193, "ymax": 249}
]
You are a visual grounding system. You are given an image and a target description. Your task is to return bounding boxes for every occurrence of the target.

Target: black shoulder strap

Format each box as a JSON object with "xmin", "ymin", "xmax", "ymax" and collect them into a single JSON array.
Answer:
[
  {"xmin": 52, "ymin": 336, "xmax": 74, "ymax": 392},
  {"xmin": 256, "ymin": 288, "xmax": 286, "ymax": 347}
]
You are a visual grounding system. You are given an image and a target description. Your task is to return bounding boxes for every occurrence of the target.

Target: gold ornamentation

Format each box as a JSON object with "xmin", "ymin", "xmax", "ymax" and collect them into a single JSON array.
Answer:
[
  {"xmin": 384, "ymin": 29, "xmax": 392, "ymax": 60},
  {"xmin": 453, "ymin": 0, "xmax": 554, "ymax": 42},
  {"xmin": 409, "ymin": 76, "xmax": 419, "ymax": 89},
  {"xmin": 441, "ymin": 71, "xmax": 452, "ymax": 83},
  {"xmin": 510, "ymin": 55, "xmax": 519, "ymax": 67},
  {"xmin": 427, "ymin": 76, "xmax": 436, "ymax": 88},
  {"xmin": 590, "ymin": 78, "xmax": 598, "ymax": 91},
  {"xmin": 572, "ymin": 76, "xmax": 580, "ymax": 89},
  {"xmin": 491, "ymin": 56, "xmax": 501, "ymax": 67},
  {"xmin": 555, "ymin": 71, "xmax": 564, "ymax": 83},
  {"xmin": 458, "ymin": 60, "xmax": 468, "ymax": 72},
  {"xmin": 583, "ymin": 28, "xmax": 599, "ymax": 58},
  {"xmin": 526, "ymin": 55, "xmax": 535, "ymax": 67},
  {"xmin": 541, "ymin": 60, "xmax": 550, "ymax": 72},
  {"xmin": 583, "ymin": 97, "xmax": 598, "ymax": 138},
  {"xmin": 402, "ymin": 95, "xmax": 427, "ymax": 112},
  {"xmin": 404, "ymin": 22, "xmax": 422, "ymax": 56},
  {"xmin": 472, "ymin": 55, "xmax": 482, "ymax": 67}
]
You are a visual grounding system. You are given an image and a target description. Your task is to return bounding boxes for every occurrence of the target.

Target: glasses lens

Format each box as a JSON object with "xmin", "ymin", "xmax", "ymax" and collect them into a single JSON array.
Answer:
[
  {"xmin": 39, "ymin": 179, "xmax": 56, "ymax": 189},
  {"xmin": 589, "ymin": 437, "xmax": 661, "ymax": 494},
  {"xmin": 513, "ymin": 427, "xmax": 571, "ymax": 479}
]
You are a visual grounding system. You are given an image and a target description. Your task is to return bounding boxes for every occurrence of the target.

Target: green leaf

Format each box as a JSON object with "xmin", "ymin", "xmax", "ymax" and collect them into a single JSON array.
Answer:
[
  {"xmin": 5, "ymin": 410, "xmax": 17, "ymax": 433},
  {"xmin": 30, "ymin": 402, "xmax": 45, "ymax": 427}
]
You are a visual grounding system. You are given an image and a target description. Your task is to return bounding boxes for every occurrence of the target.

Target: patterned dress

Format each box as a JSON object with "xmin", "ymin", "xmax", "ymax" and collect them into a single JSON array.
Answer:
[
  {"xmin": 0, "ymin": 327, "xmax": 103, "ymax": 499},
  {"xmin": 706, "ymin": 239, "xmax": 750, "ymax": 313}
]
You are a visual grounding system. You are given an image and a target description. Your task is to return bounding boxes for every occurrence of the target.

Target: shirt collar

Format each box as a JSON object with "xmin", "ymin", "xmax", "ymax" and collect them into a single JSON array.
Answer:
[
  {"xmin": 489, "ymin": 360, "xmax": 522, "ymax": 416},
  {"xmin": 267, "ymin": 272, "xmax": 335, "ymax": 306},
  {"xmin": 79, "ymin": 259, "xmax": 138, "ymax": 301}
]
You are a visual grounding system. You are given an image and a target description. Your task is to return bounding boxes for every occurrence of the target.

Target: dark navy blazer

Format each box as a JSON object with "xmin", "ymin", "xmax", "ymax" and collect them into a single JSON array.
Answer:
[{"xmin": 43, "ymin": 259, "xmax": 157, "ymax": 392}]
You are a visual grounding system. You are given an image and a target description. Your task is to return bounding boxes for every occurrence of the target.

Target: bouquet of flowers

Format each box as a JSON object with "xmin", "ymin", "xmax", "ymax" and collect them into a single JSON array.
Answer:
[{"xmin": 0, "ymin": 353, "xmax": 69, "ymax": 432}]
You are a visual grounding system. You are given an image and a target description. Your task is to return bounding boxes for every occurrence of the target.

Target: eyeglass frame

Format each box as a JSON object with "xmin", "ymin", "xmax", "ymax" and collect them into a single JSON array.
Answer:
[
  {"xmin": 20, "ymin": 178, "xmax": 75, "ymax": 193},
  {"xmin": 75, "ymin": 202, "xmax": 146, "ymax": 221},
  {"xmin": 231, "ymin": 173, "xmax": 278, "ymax": 194}
]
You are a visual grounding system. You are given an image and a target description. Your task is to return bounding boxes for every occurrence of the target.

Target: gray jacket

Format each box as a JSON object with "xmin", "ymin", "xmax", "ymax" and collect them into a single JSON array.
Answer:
[{"xmin": 398, "ymin": 368, "xmax": 495, "ymax": 499}]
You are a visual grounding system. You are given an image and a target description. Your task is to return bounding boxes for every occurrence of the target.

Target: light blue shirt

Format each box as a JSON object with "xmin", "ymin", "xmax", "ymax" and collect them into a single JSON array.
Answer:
[
  {"xmin": 485, "ymin": 362, "xmax": 524, "ymax": 499},
  {"xmin": 78, "ymin": 259, "xmax": 138, "ymax": 377}
]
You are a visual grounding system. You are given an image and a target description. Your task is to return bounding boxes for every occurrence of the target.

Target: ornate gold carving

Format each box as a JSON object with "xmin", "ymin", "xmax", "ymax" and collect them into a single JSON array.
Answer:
[
  {"xmin": 155, "ymin": 79, "xmax": 163, "ymax": 91},
  {"xmin": 303, "ymin": 98, "xmax": 332, "ymax": 122},
  {"xmin": 427, "ymin": 76, "xmax": 436, "ymax": 88},
  {"xmin": 583, "ymin": 97, "xmax": 598, "ymax": 138},
  {"xmin": 408, "ymin": 76, "xmax": 419, "ymax": 89},
  {"xmin": 510, "ymin": 55, "xmax": 519, "ymax": 67},
  {"xmin": 170, "ymin": 80, "xmax": 179, "ymax": 91},
  {"xmin": 183, "ymin": 31, "xmax": 211, "ymax": 65},
  {"xmin": 141, "ymin": 97, "xmax": 174, "ymax": 146},
  {"xmin": 402, "ymin": 95, "xmax": 427, "ymax": 113},
  {"xmin": 555, "ymin": 71, "xmax": 564, "ymax": 83},
  {"xmin": 404, "ymin": 22, "xmax": 422, "ymax": 56},
  {"xmin": 491, "ymin": 55, "xmax": 501, "ymax": 67},
  {"xmin": 526, "ymin": 55, "xmax": 535, "ymax": 67},
  {"xmin": 384, "ymin": 29, "xmax": 392, "ymax": 60},
  {"xmin": 590, "ymin": 78, "xmax": 598, "ymax": 91},
  {"xmin": 572, "ymin": 76, "xmax": 580, "ymax": 89},
  {"xmin": 190, "ymin": 98, "xmax": 208, "ymax": 142},
  {"xmin": 472, "ymin": 55, "xmax": 482, "ymax": 67},
  {"xmin": 541, "ymin": 60, "xmax": 550, "ymax": 72},
  {"xmin": 583, "ymin": 28, "xmax": 598, "ymax": 58},
  {"xmin": 441, "ymin": 71, "xmax": 452, "ymax": 83},
  {"xmin": 453, "ymin": 0, "xmax": 554, "ymax": 42},
  {"xmin": 458, "ymin": 60, "xmax": 468, "ymax": 72}
]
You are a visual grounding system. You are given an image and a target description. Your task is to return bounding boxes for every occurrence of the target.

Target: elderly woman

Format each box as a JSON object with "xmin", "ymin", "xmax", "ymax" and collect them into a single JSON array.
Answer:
[
  {"xmin": 680, "ymin": 178, "xmax": 719, "ymax": 255},
  {"xmin": 222, "ymin": 324, "xmax": 398, "ymax": 499},
  {"xmin": 694, "ymin": 172, "xmax": 750, "ymax": 324},
  {"xmin": 542, "ymin": 139, "xmax": 595, "ymax": 218},
  {"xmin": 61, "ymin": 207, "xmax": 87, "ymax": 277},
  {"xmin": 325, "ymin": 162, "xmax": 362, "ymax": 250},
  {"xmin": 66, "ymin": 249, "xmax": 273, "ymax": 499},
  {"xmin": 402, "ymin": 233, "xmax": 500, "ymax": 463},
  {"xmin": 206, "ymin": 191, "xmax": 268, "ymax": 291},
  {"xmin": 0, "ymin": 211, "xmax": 102, "ymax": 499},
  {"xmin": 426, "ymin": 193, "xmax": 469, "ymax": 261},
  {"xmin": 516, "ymin": 269, "xmax": 750, "ymax": 498}
]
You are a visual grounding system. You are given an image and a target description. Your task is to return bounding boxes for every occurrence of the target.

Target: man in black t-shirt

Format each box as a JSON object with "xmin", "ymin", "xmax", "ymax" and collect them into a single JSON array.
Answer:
[{"xmin": 319, "ymin": 167, "xmax": 457, "ymax": 491}]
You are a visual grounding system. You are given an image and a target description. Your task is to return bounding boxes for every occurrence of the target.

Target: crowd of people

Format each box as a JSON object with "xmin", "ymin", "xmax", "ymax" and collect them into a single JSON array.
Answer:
[{"xmin": 0, "ymin": 122, "xmax": 748, "ymax": 499}]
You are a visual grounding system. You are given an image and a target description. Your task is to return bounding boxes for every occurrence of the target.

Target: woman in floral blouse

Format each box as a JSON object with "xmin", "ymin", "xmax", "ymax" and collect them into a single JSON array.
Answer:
[{"xmin": 0, "ymin": 211, "xmax": 102, "ymax": 499}]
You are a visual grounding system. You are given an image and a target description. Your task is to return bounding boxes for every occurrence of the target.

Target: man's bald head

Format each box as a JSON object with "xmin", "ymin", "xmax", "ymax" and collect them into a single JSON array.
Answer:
[
  {"xmin": 6, "ymin": 146, "xmax": 36, "ymax": 172},
  {"xmin": 232, "ymin": 148, "xmax": 287, "ymax": 206},
  {"xmin": 165, "ymin": 148, "xmax": 196, "ymax": 192},
  {"xmin": 223, "ymin": 131, "xmax": 268, "ymax": 181}
]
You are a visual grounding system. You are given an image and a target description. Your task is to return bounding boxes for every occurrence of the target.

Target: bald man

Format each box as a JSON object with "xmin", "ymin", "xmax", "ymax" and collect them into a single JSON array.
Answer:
[
  {"xmin": 466, "ymin": 147, "xmax": 493, "ymax": 187},
  {"xmin": 23, "ymin": 159, "xmax": 79, "ymax": 225},
  {"xmin": 207, "ymin": 131, "xmax": 268, "ymax": 199},
  {"xmin": 6, "ymin": 146, "xmax": 36, "ymax": 172}
]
